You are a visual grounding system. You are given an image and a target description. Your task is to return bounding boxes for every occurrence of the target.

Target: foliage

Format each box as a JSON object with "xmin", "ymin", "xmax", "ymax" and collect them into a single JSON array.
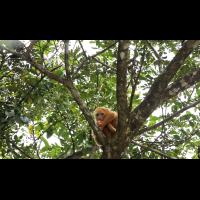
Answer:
[{"xmin": 0, "ymin": 40, "xmax": 200, "ymax": 159}]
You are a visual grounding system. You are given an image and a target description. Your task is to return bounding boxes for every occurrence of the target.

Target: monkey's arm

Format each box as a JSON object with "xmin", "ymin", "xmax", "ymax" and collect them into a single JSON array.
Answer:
[
  {"xmin": 107, "ymin": 123, "xmax": 116, "ymax": 133},
  {"xmin": 100, "ymin": 111, "xmax": 117, "ymax": 130}
]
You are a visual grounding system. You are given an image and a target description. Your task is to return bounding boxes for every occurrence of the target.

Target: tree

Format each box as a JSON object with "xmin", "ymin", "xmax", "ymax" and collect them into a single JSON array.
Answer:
[{"xmin": 0, "ymin": 40, "xmax": 200, "ymax": 159}]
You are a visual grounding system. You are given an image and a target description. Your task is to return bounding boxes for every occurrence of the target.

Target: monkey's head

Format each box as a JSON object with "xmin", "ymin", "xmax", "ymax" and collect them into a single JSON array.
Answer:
[{"xmin": 94, "ymin": 107, "xmax": 109, "ymax": 121}]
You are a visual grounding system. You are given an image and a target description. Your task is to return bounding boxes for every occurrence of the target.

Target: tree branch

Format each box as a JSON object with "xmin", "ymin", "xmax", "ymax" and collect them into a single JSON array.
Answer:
[
  {"xmin": 92, "ymin": 57, "xmax": 116, "ymax": 71},
  {"xmin": 64, "ymin": 151, "xmax": 83, "ymax": 159},
  {"xmin": 4, "ymin": 136, "xmax": 34, "ymax": 159},
  {"xmin": 18, "ymin": 65, "xmax": 62, "ymax": 105},
  {"xmin": 27, "ymin": 40, "xmax": 39, "ymax": 52},
  {"xmin": 160, "ymin": 67, "xmax": 200, "ymax": 104},
  {"xmin": 146, "ymin": 40, "xmax": 163, "ymax": 72},
  {"xmin": 129, "ymin": 45, "xmax": 145, "ymax": 112},
  {"xmin": 132, "ymin": 140, "xmax": 175, "ymax": 159},
  {"xmin": 78, "ymin": 40, "xmax": 87, "ymax": 58},
  {"xmin": 64, "ymin": 40, "xmax": 71, "ymax": 79},
  {"xmin": 115, "ymin": 40, "xmax": 129, "ymax": 137},
  {"xmin": 91, "ymin": 40, "xmax": 118, "ymax": 57},
  {"xmin": 146, "ymin": 40, "xmax": 162, "ymax": 61},
  {"xmin": 72, "ymin": 40, "xmax": 118, "ymax": 79},
  {"xmin": 0, "ymin": 44, "xmax": 23, "ymax": 58},
  {"xmin": 87, "ymin": 144, "xmax": 98, "ymax": 159},
  {"xmin": 138, "ymin": 99, "xmax": 200, "ymax": 135},
  {"xmin": 21, "ymin": 46, "xmax": 105, "ymax": 147},
  {"xmin": 130, "ymin": 40, "xmax": 200, "ymax": 134}
]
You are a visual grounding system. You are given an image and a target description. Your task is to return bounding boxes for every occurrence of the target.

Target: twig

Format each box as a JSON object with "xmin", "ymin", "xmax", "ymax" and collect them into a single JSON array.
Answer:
[
  {"xmin": 27, "ymin": 40, "xmax": 39, "ymax": 52},
  {"xmin": 138, "ymin": 99, "xmax": 200, "ymax": 135},
  {"xmin": 146, "ymin": 40, "xmax": 163, "ymax": 72},
  {"xmin": 87, "ymin": 144, "xmax": 98, "ymax": 159},
  {"xmin": 129, "ymin": 45, "xmax": 145, "ymax": 112},
  {"xmin": 72, "ymin": 40, "xmax": 118, "ymax": 79},
  {"xmin": 132, "ymin": 140, "xmax": 175, "ymax": 159},
  {"xmin": 64, "ymin": 151, "xmax": 83, "ymax": 159},
  {"xmin": 92, "ymin": 57, "xmax": 116, "ymax": 71},
  {"xmin": 78, "ymin": 40, "xmax": 87, "ymax": 58},
  {"xmin": 18, "ymin": 65, "xmax": 62, "ymax": 105},
  {"xmin": 5, "ymin": 136, "xmax": 34, "ymax": 159}
]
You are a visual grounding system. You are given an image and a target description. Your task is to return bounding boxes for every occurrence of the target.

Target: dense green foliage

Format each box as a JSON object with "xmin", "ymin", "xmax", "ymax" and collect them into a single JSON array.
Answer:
[{"xmin": 0, "ymin": 40, "xmax": 200, "ymax": 159}]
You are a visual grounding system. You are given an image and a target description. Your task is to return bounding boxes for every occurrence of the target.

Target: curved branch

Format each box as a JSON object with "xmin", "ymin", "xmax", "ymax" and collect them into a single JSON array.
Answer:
[
  {"xmin": 91, "ymin": 40, "xmax": 118, "ymax": 58},
  {"xmin": 138, "ymin": 99, "xmax": 200, "ymax": 135},
  {"xmin": 72, "ymin": 40, "xmax": 118, "ymax": 79},
  {"xmin": 0, "ymin": 44, "xmax": 23, "ymax": 57},
  {"xmin": 132, "ymin": 140, "xmax": 175, "ymax": 159},
  {"xmin": 92, "ymin": 57, "xmax": 116, "ymax": 71},
  {"xmin": 3, "ymin": 136, "xmax": 34, "ymax": 159}
]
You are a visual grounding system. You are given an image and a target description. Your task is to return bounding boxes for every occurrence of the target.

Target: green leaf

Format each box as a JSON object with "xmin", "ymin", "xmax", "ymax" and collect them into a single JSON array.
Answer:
[
  {"xmin": 41, "ymin": 136, "xmax": 50, "ymax": 148},
  {"xmin": 15, "ymin": 114, "xmax": 29, "ymax": 125},
  {"xmin": 46, "ymin": 127, "xmax": 53, "ymax": 139},
  {"xmin": 168, "ymin": 130, "xmax": 178, "ymax": 135},
  {"xmin": 190, "ymin": 114, "xmax": 196, "ymax": 120},
  {"xmin": 195, "ymin": 131, "xmax": 200, "ymax": 137},
  {"xmin": 180, "ymin": 129, "xmax": 187, "ymax": 135},
  {"xmin": 58, "ymin": 128, "xmax": 65, "ymax": 137},
  {"xmin": 82, "ymin": 148, "xmax": 89, "ymax": 155},
  {"xmin": 85, "ymin": 142, "xmax": 93, "ymax": 148},
  {"xmin": 173, "ymin": 135, "xmax": 180, "ymax": 140},
  {"xmin": 189, "ymin": 121, "xmax": 194, "ymax": 127},
  {"xmin": 5, "ymin": 110, "xmax": 15, "ymax": 117},
  {"xmin": 7, "ymin": 86, "xmax": 18, "ymax": 92},
  {"xmin": 196, "ymin": 88, "xmax": 200, "ymax": 96},
  {"xmin": 77, "ymin": 134, "xmax": 84, "ymax": 143},
  {"xmin": 55, "ymin": 70, "xmax": 64, "ymax": 77},
  {"xmin": 20, "ymin": 116, "xmax": 29, "ymax": 124},
  {"xmin": 149, "ymin": 121, "xmax": 156, "ymax": 126}
]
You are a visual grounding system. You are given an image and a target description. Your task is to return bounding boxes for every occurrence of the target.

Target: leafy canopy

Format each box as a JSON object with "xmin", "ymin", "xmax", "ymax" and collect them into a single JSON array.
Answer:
[{"xmin": 0, "ymin": 40, "xmax": 200, "ymax": 159}]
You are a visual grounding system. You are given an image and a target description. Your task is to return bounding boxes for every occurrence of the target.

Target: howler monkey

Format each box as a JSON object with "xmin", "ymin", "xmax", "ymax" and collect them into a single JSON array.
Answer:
[{"xmin": 92, "ymin": 107, "xmax": 118, "ymax": 148}]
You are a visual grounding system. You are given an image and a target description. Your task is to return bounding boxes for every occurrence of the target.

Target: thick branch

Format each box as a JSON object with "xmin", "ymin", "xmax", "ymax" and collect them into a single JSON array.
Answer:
[
  {"xmin": 130, "ymin": 40, "xmax": 200, "ymax": 133},
  {"xmin": 115, "ymin": 40, "xmax": 129, "ymax": 138},
  {"xmin": 27, "ymin": 40, "xmax": 39, "ymax": 52},
  {"xmin": 160, "ymin": 67, "xmax": 200, "ymax": 104},
  {"xmin": 20, "ymin": 49, "xmax": 106, "ymax": 146},
  {"xmin": 132, "ymin": 140, "xmax": 175, "ymax": 159},
  {"xmin": 64, "ymin": 40, "xmax": 71, "ymax": 79},
  {"xmin": 0, "ymin": 44, "xmax": 22, "ymax": 57}
]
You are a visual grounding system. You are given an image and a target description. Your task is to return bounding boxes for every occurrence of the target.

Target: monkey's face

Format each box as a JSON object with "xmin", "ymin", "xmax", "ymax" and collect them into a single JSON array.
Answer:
[
  {"xmin": 94, "ymin": 107, "xmax": 109, "ymax": 121},
  {"xmin": 95, "ymin": 112, "xmax": 106, "ymax": 121}
]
